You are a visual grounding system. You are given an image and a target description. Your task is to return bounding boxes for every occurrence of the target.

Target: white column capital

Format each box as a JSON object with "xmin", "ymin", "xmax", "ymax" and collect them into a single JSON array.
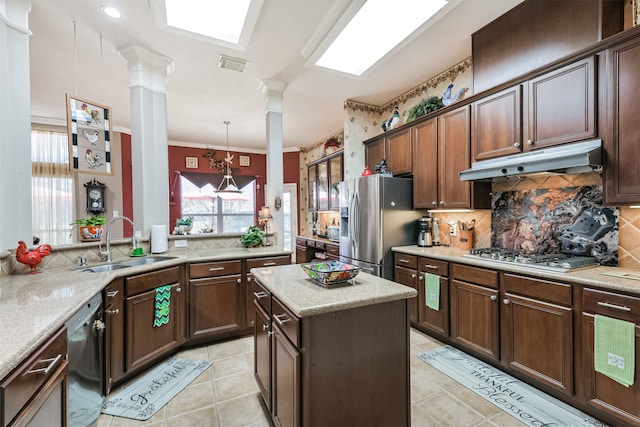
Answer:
[
  {"xmin": 259, "ymin": 80, "xmax": 287, "ymax": 113},
  {"xmin": 118, "ymin": 45, "xmax": 174, "ymax": 93},
  {"xmin": 1, "ymin": 0, "xmax": 31, "ymax": 34}
]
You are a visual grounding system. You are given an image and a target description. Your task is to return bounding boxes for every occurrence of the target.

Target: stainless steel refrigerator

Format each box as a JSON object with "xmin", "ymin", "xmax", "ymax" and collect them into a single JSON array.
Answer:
[{"xmin": 339, "ymin": 174, "xmax": 420, "ymax": 279}]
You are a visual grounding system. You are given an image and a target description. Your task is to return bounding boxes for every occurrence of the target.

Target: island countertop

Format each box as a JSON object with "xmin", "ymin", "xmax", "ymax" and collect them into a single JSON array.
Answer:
[{"xmin": 250, "ymin": 263, "xmax": 417, "ymax": 317}]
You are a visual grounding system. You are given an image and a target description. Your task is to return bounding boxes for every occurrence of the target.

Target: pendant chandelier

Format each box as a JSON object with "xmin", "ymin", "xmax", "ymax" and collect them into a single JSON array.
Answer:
[{"xmin": 216, "ymin": 120, "xmax": 241, "ymax": 195}]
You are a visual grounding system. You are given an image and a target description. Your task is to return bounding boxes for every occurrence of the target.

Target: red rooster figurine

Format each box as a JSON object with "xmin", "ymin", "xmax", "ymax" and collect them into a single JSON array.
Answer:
[{"xmin": 16, "ymin": 241, "xmax": 52, "ymax": 274}]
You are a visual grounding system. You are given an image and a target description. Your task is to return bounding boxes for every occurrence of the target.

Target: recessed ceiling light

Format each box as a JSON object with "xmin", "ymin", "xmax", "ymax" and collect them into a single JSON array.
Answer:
[
  {"xmin": 315, "ymin": 0, "xmax": 448, "ymax": 76},
  {"xmin": 102, "ymin": 6, "xmax": 123, "ymax": 19}
]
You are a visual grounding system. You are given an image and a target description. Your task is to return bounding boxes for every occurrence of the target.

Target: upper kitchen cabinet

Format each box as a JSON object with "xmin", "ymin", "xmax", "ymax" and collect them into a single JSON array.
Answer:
[
  {"xmin": 437, "ymin": 106, "xmax": 491, "ymax": 209},
  {"xmin": 307, "ymin": 151, "xmax": 343, "ymax": 212},
  {"xmin": 412, "ymin": 108, "xmax": 490, "ymax": 210},
  {"xmin": 364, "ymin": 128, "xmax": 412, "ymax": 175},
  {"xmin": 471, "ymin": 57, "xmax": 596, "ymax": 161},
  {"xmin": 603, "ymin": 34, "xmax": 640, "ymax": 205}
]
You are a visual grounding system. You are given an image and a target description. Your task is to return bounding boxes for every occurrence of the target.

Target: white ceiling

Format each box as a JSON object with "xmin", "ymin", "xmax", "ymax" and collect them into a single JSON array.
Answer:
[{"xmin": 28, "ymin": 0, "xmax": 524, "ymax": 152}]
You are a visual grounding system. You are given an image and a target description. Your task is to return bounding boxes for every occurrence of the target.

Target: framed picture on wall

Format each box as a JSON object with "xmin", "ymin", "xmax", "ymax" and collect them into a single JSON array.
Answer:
[
  {"xmin": 185, "ymin": 156, "xmax": 199, "ymax": 169},
  {"xmin": 66, "ymin": 94, "xmax": 113, "ymax": 175},
  {"xmin": 239, "ymin": 155, "xmax": 250, "ymax": 166}
]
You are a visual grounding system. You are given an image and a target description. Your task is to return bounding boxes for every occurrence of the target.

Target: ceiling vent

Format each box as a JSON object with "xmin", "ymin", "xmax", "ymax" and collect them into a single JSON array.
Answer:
[{"xmin": 218, "ymin": 55, "xmax": 248, "ymax": 73}]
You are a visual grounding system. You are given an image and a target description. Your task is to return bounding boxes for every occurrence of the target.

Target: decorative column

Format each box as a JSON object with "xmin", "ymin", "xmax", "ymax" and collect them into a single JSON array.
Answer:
[
  {"xmin": 0, "ymin": 0, "xmax": 32, "ymax": 251},
  {"xmin": 259, "ymin": 80, "xmax": 287, "ymax": 248},
  {"xmin": 118, "ymin": 46, "xmax": 173, "ymax": 236}
]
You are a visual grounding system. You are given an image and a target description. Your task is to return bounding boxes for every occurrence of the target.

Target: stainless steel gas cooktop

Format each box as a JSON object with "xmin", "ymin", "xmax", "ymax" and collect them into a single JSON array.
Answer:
[{"xmin": 464, "ymin": 247, "xmax": 599, "ymax": 273}]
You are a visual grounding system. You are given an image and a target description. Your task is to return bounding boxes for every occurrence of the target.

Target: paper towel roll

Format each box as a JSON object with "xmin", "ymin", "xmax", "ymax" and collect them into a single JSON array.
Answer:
[{"xmin": 151, "ymin": 225, "xmax": 168, "ymax": 253}]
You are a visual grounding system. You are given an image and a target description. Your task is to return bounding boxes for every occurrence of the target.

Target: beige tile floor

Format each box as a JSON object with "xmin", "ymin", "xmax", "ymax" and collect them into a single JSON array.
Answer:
[{"xmin": 93, "ymin": 329, "xmax": 527, "ymax": 427}]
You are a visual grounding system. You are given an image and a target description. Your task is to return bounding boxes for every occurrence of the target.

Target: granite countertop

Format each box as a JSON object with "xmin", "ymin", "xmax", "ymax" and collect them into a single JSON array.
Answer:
[
  {"xmin": 392, "ymin": 245, "xmax": 640, "ymax": 295},
  {"xmin": 0, "ymin": 246, "xmax": 291, "ymax": 380},
  {"xmin": 250, "ymin": 264, "xmax": 417, "ymax": 318}
]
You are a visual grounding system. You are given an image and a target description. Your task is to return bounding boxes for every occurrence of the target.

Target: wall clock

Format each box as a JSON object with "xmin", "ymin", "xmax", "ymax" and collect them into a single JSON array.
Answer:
[{"xmin": 84, "ymin": 178, "xmax": 106, "ymax": 215}]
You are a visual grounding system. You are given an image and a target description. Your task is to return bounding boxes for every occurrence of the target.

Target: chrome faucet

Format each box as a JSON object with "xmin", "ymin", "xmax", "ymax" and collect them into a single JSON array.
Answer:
[{"xmin": 100, "ymin": 216, "xmax": 136, "ymax": 263}]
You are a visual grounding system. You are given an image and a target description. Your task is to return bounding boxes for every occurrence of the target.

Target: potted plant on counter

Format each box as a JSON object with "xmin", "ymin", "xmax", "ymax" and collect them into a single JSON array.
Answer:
[
  {"xmin": 240, "ymin": 226, "xmax": 265, "ymax": 248},
  {"xmin": 70, "ymin": 214, "xmax": 106, "ymax": 242}
]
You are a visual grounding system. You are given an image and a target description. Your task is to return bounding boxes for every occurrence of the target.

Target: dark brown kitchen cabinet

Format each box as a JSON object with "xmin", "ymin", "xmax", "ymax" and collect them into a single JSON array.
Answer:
[
  {"xmin": 438, "ymin": 106, "xmax": 487, "ymax": 209},
  {"xmin": 254, "ymin": 300, "xmax": 271, "ymax": 411},
  {"xmin": 325, "ymin": 243, "xmax": 339, "ymax": 261},
  {"xmin": 471, "ymin": 85, "xmax": 523, "ymax": 160},
  {"xmin": 307, "ymin": 151, "xmax": 343, "ymax": 212},
  {"xmin": 0, "ymin": 327, "xmax": 68, "ymax": 427},
  {"xmin": 412, "ymin": 118, "xmax": 439, "ymax": 209},
  {"xmin": 104, "ymin": 278, "xmax": 125, "ymax": 393},
  {"xmin": 417, "ymin": 257, "xmax": 449, "ymax": 339},
  {"xmin": 501, "ymin": 273, "xmax": 574, "ymax": 396},
  {"xmin": 394, "ymin": 253, "xmax": 418, "ymax": 323},
  {"xmin": 471, "ymin": 57, "xmax": 595, "ymax": 161},
  {"xmin": 385, "ymin": 128, "xmax": 412, "ymax": 175},
  {"xmin": 245, "ymin": 256, "xmax": 291, "ymax": 330},
  {"xmin": 581, "ymin": 288, "xmax": 640, "ymax": 427},
  {"xmin": 365, "ymin": 138, "xmax": 385, "ymax": 171},
  {"xmin": 450, "ymin": 263, "xmax": 500, "ymax": 362},
  {"xmin": 125, "ymin": 266, "xmax": 186, "ymax": 373},
  {"xmin": 189, "ymin": 260, "xmax": 244, "ymax": 341},
  {"xmin": 295, "ymin": 243, "xmax": 308, "ymax": 264},
  {"xmin": 604, "ymin": 35, "xmax": 640, "ymax": 205}
]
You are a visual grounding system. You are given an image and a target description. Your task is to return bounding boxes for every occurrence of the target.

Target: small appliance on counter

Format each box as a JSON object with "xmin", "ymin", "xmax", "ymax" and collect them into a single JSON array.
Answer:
[
  {"xmin": 327, "ymin": 226, "xmax": 340, "ymax": 242},
  {"xmin": 418, "ymin": 216, "xmax": 432, "ymax": 247}
]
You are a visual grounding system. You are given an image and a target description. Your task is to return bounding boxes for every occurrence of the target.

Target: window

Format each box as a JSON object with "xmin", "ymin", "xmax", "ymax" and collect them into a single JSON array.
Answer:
[
  {"xmin": 180, "ymin": 176, "xmax": 255, "ymax": 234},
  {"xmin": 31, "ymin": 130, "xmax": 74, "ymax": 245}
]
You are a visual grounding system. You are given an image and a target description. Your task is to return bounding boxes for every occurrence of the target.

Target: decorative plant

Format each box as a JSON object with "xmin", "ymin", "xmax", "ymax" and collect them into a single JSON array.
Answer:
[
  {"xmin": 240, "ymin": 226, "xmax": 265, "ymax": 248},
  {"xmin": 202, "ymin": 147, "xmax": 225, "ymax": 172},
  {"xmin": 69, "ymin": 214, "xmax": 106, "ymax": 239},
  {"xmin": 406, "ymin": 96, "xmax": 444, "ymax": 122},
  {"xmin": 176, "ymin": 217, "xmax": 193, "ymax": 227}
]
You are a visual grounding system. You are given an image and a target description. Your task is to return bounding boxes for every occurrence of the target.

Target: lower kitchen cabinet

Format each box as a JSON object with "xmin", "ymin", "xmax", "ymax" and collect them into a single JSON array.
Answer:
[
  {"xmin": 254, "ymin": 279, "xmax": 410, "ymax": 426},
  {"xmin": 417, "ymin": 257, "xmax": 450, "ymax": 339},
  {"xmin": 189, "ymin": 260, "xmax": 244, "ymax": 341},
  {"xmin": 450, "ymin": 263, "xmax": 500, "ymax": 362},
  {"xmin": 104, "ymin": 278, "xmax": 125, "ymax": 393},
  {"xmin": 394, "ymin": 253, "xmax": 418, "ymax": 323},
  {"xmin": 501, "ymin": 272, "xmax": 573, "ymax": 396},
  {"xmin": 245, "ymin": 255, "xmax": 292, "ymax": 330},
  {"xmin": 126, "ymin": 266, "xmax": 186, "ymax": 373},
  {"xmin": 582, "ymin": 288, "xmax": 640, "ymax": 426},
  {"xmin": 0, "ymin": 327, "xmax": 68, "ymax": 427}
]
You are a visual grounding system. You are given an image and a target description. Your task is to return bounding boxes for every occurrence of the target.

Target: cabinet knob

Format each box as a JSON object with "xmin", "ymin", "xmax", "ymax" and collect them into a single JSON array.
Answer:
[
  {"xmin": 439, "ymin": 200, "xmax": 444, "ymax": 205},
  {"xmin": 176, "ymin": 287, "xmax": 182, "ymax": 293},
  {"xmin": 527, "ymin": 139, "xmax": 534, "ymax": 145},
  {"xmin": 431, "ymin": 201, "xmax": 437, "ymax": 206},
  {"xmin": 262, "ymin": 323, "xmax": 269, "ymax": 331},
  {"xmin": 411, "ymin": 274, "xmax": 416, "ymax": 279},
  {"xmin": 513, "ymin": 142, "xmax": 521, "ymax": 148},
  {"xmin": 247, "ymin": 277, "xmax": 252, "ymax": 282},
  {"xmin": 105, "ymin": 308, "xmax": 120, "ymax": 315},
  {"xmin": 503, "ymin": 298, "xmax": 511, "ymax": 305},
  {"xmin": 490, "ymin": 295, "xmax": 497, "ymax": 301},
  {"xmin": 237, "ymin": 278, "xmax": 241, "ymax": 283}
]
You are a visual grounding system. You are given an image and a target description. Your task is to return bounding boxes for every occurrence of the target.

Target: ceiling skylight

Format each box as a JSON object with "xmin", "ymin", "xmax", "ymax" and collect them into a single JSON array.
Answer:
[
  {"xmin": 164, "ymin": 0, "xmax": 251, "ymax": 44},
  {"xmin": 315, "ymin": 0, "xmax": 448, "ymax": 76}
]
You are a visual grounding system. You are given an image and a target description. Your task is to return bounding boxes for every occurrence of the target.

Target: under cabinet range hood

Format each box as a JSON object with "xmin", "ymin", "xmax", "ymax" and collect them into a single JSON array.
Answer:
[{"xmin": 459, "ymin": 139, "xmax": 603, "ymax": 181}]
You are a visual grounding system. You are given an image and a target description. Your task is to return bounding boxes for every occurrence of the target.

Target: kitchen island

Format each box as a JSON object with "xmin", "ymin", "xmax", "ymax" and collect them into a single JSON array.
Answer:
[{"xmin": 250, "ymin": 264, "xmax": 417, "ymax": 427}]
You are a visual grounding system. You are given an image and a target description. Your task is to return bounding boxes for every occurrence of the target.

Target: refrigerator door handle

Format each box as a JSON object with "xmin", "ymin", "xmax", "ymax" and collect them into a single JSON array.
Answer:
[{"xmin": 352, "ymin": 191, "xmax": 359, "ymax": 253}]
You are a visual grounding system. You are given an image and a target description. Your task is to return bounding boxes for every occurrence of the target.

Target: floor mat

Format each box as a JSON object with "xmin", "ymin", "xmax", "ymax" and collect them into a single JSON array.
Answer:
[
  {"xmin": 101, "ymin": 357, "xmax": 211, "ymax": 421},
  {"xmin": 417, "ymin": 346, "xmax": 608, "ymax": 427}
]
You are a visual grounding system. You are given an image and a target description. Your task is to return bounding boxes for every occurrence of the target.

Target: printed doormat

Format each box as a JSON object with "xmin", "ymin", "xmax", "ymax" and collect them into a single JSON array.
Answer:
[
  {"xmin": 102, "ymin": 357, "xmax": 211, "ymax": 421},
  {"xmin": 417, "ymin": 346, "xmax": 608, "ymax": 427}
]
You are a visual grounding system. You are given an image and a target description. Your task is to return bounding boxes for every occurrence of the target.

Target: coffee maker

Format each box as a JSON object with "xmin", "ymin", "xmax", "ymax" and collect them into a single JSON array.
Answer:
[{"xmin": 418, "ymin": 216, "xmax": 433, "ymax": 247}]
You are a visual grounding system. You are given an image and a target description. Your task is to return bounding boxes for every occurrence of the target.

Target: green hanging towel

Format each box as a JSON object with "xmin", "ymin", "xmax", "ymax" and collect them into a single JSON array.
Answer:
[
  {"xmin": 594, "ymin": 314, "xmax": 635, "ymax": 387},
  {"xmin": 424, "ymin": 273, "xmax": 440, "ymax": 311},
  {"xmin": 153, "ymin": 285, "xmax": 171, "ymax": 328}
]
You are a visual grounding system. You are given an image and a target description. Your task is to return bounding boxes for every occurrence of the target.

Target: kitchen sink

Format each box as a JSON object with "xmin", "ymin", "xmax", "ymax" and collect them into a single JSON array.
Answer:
[{"xmin": 78, "ymin": 256, "xmax": 177, "ymax": 273}]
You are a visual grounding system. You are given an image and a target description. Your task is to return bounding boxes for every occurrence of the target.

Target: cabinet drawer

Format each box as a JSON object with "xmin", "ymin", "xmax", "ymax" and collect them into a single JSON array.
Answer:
[
  {"xmin": 418, "ymin": 258, "xmax": 449, "ymax": 277},
  {"xmin": 0, "ymin": 327, "xmax": 67, "ymax": 427},
  {"xmin": 252, "ymin": 279, "xmax": 271, "ymax": 314},
  {"xmin": 190, "ymin": 260, "xmax": 241, "ymax": 279},
  {"xmin": 326, "ymin": 244, "xmax": 339, "ymax": 257},
  {"xmin": 126, "ymin": 266, "xmax": 181, "ymax": 296},
  {"xmin": 272, "ymin": 297, "xmax": 300, "ymax": 348},
  {"xmin": 502, "ymin": 273, "xmax": 572, "ymax": 306},
  {"xmin": 452, "ymin": 263, "xmax": 498, "ymax": 289},
  {"xmin": 315, "ymin": 240, "xmax": 325, "ymax": 249},
  {"xmin": 295, "ymin": 237, "xmax": 306, "ymax": 247},
  {"xmin": 395, "ymin": 253, "xmax": 417, "ymax": 269},
  {"xmin": 246, "ymin": 255, "xmax": 291, "ymax": 270},
  {"xmin": 583, "ymin": 288, "xmax": 640, "ymax": 323}
]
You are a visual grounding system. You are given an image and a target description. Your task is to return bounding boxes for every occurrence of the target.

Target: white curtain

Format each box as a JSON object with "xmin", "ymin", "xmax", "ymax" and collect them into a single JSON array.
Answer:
[{"xmin": 31, "ymin": 130, "xmax": 75, "ymax": 245}]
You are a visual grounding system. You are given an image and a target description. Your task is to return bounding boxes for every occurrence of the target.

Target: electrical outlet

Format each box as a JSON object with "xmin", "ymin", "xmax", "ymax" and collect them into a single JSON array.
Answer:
[
  {"xmin": 174, "ymin": 239, "xmax": 188, "ymax": 248},
  {"xmin": 449, "ymin": 222, "xmax": 457, "ymax": 237}
]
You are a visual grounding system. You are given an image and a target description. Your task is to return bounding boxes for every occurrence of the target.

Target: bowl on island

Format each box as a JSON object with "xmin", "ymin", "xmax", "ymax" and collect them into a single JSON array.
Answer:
[{"xmin": 301, "ymin": 260, "xmax": 361, "ymax": 286}]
